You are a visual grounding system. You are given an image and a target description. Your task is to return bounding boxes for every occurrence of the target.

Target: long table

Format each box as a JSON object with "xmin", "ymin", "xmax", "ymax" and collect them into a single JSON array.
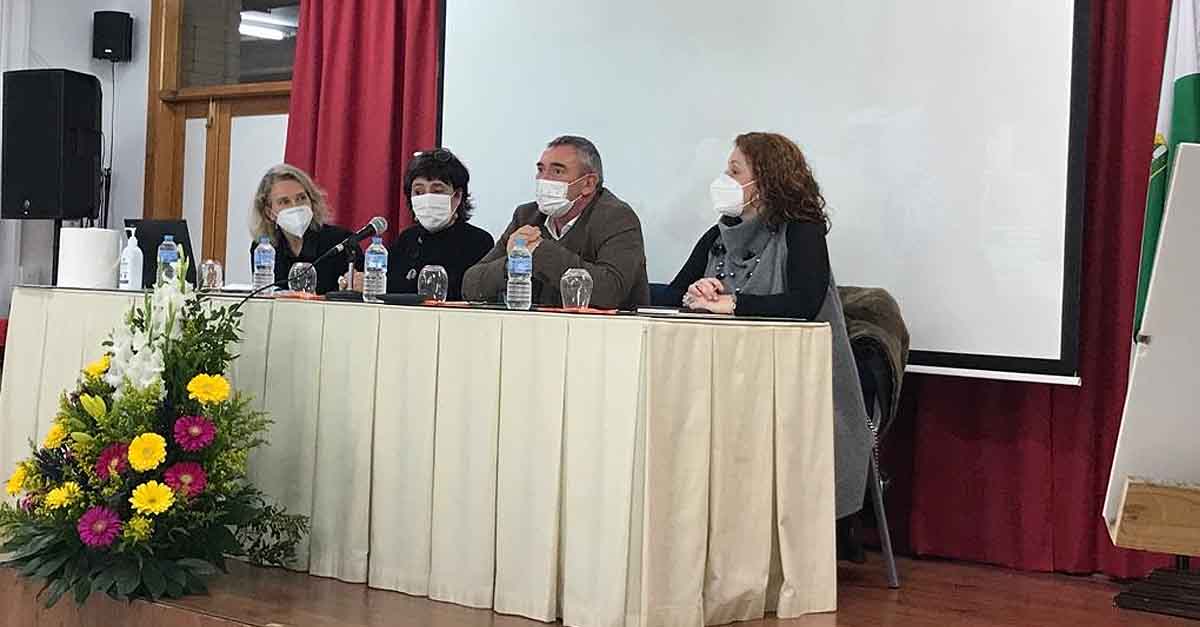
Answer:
[{"xmin": 0, "ymin": 286, "xmax": 836, "ymax": 626}]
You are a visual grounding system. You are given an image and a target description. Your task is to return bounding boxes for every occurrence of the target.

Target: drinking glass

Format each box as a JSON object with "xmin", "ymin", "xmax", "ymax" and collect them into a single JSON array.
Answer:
[
  {"xmin": 418, "ymin": 265, "xmax": 448, "ymax": 302},
  {"xmin": 288, "ymin": 262, "xmax": 318, "ymax": 294},
  {"xmin": 560, "ymin": 268, "xmax": 593, "ymax": 310},
  {"xmin": 199, "ymin": 259, "xmax": 224, "ymax": 291}
]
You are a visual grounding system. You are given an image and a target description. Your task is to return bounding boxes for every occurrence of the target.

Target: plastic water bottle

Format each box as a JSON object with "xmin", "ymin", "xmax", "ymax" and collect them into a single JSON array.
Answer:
[
  {"xmin": 156, "ymin": 235, "xmax": 179, "ymax": 286},
  {"xmin": 363, "ymin": 236, "xmax": 388, "ymax": 302},
  {"xmin": 506, "ymin": 237, "xmax": 533, "ymax": 310},
  {"xmin": 252, "ymin": 236, "xmax": 276, "ymax": 293}
]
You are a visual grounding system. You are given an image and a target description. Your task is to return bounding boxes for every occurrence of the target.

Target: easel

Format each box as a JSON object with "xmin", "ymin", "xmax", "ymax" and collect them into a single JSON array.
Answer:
[{"xmin": 1105, "ymin": 143, "xmax": 1200, "ymax": 620}]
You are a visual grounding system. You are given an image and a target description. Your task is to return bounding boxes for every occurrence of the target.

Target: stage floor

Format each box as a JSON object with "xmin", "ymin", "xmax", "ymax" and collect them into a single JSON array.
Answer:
[{"xmin": 1, "ymin": 554, "xmax": 1190, "ymax": 626}]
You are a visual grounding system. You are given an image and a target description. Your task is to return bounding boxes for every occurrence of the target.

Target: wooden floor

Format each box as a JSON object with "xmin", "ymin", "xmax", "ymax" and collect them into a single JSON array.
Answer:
[{"xmin": 2, "ymin": 554, "xmax": 1193, "ymax": 627}]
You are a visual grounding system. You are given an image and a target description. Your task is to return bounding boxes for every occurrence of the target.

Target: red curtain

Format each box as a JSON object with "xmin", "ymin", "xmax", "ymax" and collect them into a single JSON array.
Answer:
[
  {"xmin": 899, "ymin": 0, "xmax": 1174, "ymax": 578},
  {"xmin": 284, "ymin": 0, "xmax": 441, "ymax": 240}
]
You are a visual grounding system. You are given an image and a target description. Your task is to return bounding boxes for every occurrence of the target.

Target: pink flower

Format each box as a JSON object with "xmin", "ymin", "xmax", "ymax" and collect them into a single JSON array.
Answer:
[
  {"xmin": 163, "ymin": 462, "xmax": 207, "ymax": 498},
  {"xmin": 173, "ymin": 416, "xmax": 216, "ymax": 452},
  {"xmin": 94, "ymin": 443, "xmax": 129, "ymax": 480},
  {"xmin": 77, "ymin": 506, "xmax": 122, "ymax": 548}
]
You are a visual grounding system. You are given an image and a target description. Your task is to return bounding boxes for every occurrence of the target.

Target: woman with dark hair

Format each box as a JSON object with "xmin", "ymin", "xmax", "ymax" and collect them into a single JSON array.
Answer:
[
  {"xmin": 669, "ymin": 132, "xmax": 872, "ymax": 521},
  {"xmin": 386, "ymin": 148, "xmax": 494, "ymax": 299}
]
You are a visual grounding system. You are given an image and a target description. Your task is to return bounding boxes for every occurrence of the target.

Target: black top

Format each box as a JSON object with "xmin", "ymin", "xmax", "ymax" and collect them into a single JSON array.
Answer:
[
  {"xmin": 250, "ymin": 224, "xmax": 363, "ymax": 295},
  {"xmin": 386, "ymin": 221, "xmax": 494, "ymax": 300},
  {"xmin": 668, "ymin": 220, "xmax": 830, "ymax": 318}
]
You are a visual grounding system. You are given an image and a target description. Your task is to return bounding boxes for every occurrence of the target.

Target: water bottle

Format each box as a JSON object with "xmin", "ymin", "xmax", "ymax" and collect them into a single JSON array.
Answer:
[
  {"xmin": 156, "ymin": 235, "xmax": 180, "ymax": 286},
  {"xmin": 506, "ymin": 237, "xmax": 533, "ymax": 310},
  {"xmin": 363, "ymin": 236, "xmax": 388, "ymax": 302},
  {"xmin": 252, "ymin": 236, "xmax": 276, "ymax": 292}
]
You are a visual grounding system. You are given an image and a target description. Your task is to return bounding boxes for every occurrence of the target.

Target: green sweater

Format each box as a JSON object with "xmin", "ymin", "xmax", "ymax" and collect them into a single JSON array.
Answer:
[{"xmin": 462, "ymin": 188, "xmax": 650, "ymax": 309}]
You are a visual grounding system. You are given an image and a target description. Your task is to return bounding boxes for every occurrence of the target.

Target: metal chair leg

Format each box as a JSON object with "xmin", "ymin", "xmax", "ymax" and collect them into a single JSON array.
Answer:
[{"xmin": 869, "ymin": 452, "xmax": 900, "ymax": 589}]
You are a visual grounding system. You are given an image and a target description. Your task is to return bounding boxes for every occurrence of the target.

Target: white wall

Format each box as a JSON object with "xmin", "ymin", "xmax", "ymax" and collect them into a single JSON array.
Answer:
[
  {"xmin": 27, "ymin": 0, "xmax": 150, "ymax": 229},
  {"xmin": 225, "ymin": 114, "xmax": 289, "ymax": 286}
]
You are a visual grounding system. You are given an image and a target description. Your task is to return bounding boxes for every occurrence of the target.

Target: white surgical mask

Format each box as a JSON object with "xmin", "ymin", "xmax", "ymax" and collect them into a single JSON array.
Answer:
[
  {"xmin": 276, "ymin": 205, "xmax": 314, "ymax": 238},
  {"xmin": 535, "ymin": 175, "xmax": 587, "ymax": 218},
  {"xmin": 412, "ymin": 193, "xmax": 454, "ymax": 232},
  {"xmin": 709, "ymin": 173, "xmax": 756, "ymax": 217}
]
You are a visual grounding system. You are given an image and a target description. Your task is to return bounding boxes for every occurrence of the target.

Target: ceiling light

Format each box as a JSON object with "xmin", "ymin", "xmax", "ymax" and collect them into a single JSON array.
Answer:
[{"xmin": 239, "ymin": 23, "xmax": 285, "ymax": 40}]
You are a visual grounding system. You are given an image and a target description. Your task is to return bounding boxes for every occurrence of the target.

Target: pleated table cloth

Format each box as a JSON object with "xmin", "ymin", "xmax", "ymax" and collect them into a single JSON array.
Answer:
[{"xmin": 0, "ymin": 286, "xmax": 836, "ymax": 626}]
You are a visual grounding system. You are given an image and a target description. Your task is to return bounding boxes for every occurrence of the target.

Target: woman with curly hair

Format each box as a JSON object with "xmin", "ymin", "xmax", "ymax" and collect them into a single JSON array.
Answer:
[
  {"xmin": 669, "ymin": 132, "xmax": 872, "ymax": 521},
  {"xmin": 249, "ymin": 164, "xmax": 361, "ymax": 294}
]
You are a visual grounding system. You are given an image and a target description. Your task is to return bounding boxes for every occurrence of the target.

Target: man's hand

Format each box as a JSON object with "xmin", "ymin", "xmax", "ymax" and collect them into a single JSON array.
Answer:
[{"xmin": 507, "ymin": 225, "xmax": 543, "ymax": 254}]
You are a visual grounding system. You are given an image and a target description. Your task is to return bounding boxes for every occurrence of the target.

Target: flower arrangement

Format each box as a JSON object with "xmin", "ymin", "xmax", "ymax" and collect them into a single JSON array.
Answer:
[{"xmin": 0, "ymin": 263, "xmax": 307, "ymax": 607}]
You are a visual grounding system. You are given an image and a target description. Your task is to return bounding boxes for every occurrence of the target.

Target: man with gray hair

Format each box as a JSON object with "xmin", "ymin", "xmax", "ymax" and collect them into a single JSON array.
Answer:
[{"xmin": 463, "ymin": 135, "xmax": 649, "ymax": 308}]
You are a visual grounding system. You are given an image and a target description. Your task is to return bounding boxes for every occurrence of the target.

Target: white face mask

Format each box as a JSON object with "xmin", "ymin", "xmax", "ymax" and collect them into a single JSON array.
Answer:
[
  {"xmin": 276, "ymin": 205, "xmax": 314, "ymax": 238},
  {"xmin": 535, "ymin": 175, "xmax": 588, "ymax": 218},
  {"xmin": 710, "ymin": 173, "xmax": 756, "ymax": 218},
  {"xmin": 412, "ymin": 193, "xmax": 454, "ymax": 232}
]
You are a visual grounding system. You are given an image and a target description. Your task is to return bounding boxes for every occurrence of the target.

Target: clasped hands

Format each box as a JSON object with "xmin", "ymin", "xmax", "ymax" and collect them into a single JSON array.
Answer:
[{"xmin": 684, "ymin": 277, "xmax": 735, "ymax": 315}]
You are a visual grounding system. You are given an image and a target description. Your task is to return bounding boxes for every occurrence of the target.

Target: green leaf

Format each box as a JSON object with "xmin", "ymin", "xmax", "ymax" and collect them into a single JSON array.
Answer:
[
  {"xmin": 208, "ymin": 525, "xmax": 242, "ymax": 556},
  {"xmin": 142, "ymin": 560, "xmax": 166, "ymax": 600},
  {"xmin": 8, "ymin": 534, "xmax": 59, "ymax": 561},
  {"xmin": 221, "ymin": 501, "xmax": 259, "ymax": 526},
  {"xmin": 73, "ymin": 577, "xmax": 92, "ymax": 605},
  {"xmin": 65, "ymin": 418, "xmax": 89, "ymax": 433},
  {"xmin": 164, "ymin": 577, "xmax": 185, "ymax": 598},
  {"xmin": 34, "ymin": 552, "xmax": 73, "ymax": 578},
  {"xmin": 183, "ymin": 571, "xmax": 208, "ymax": 595},
  {"xmin": 115, "ymin": 560, "xmax": 141, "ymax": 596},
  {"xmin": 91, "ymin": 567, "xmax": 117, "ymax": 594},
  {"xmin": 177, "ymin": 558, "xmax": 219, "ymax": 577},
  {"xmin": 70, "ymin": 432, "xmax": 94, "ymax": 445},
  {"xmin": 161, "ymin": 561, "xmax": 188, "ymax": 588},
  {"xmin": 41, "ymin": 576, "xmax": 71, "ymax": 609},
  {"xmin": 18, "ymin": 554, "xmax": 48, "ymax": 577}
]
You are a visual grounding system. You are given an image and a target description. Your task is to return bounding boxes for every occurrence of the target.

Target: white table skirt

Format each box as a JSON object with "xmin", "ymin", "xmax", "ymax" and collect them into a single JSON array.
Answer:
[{"xmin": 0, "ymin": 286, "xmax": 836, "ymax": 626}]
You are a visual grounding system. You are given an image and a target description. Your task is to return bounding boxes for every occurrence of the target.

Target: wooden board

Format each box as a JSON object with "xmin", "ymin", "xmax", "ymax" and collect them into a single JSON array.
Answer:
[{"xmin": 1112, "ymin": 479, "xmax": 1200, "ymax": 557}]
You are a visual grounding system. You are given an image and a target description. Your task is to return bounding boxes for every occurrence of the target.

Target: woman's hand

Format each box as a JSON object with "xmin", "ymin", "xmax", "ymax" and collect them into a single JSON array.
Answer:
[
  {"xmin": 337, "ymin": 270, "xmax": 365, "ymax": 291},
  {"xmin": 688, "ymin": 294, "xmax": 736, "ymax": 315},
  {"xmin": 686, "ymin": 277, "xmax": 724, "ymax": 303}
]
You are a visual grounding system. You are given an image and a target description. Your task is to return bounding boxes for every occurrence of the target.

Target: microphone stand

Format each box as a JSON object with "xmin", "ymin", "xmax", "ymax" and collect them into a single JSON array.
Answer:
[{"xmin": 230, "ymin": 278, "xmax": 289, "ymax": 313}]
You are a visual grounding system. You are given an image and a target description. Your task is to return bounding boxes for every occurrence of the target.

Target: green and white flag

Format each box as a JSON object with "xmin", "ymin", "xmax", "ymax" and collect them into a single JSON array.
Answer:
[{"xmin": 1137, "ymin": 0, "xmax": 1200, "ymax": 334}]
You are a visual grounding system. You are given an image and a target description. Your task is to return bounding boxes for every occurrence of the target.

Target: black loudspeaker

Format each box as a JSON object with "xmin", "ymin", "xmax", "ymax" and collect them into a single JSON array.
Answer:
[
  {"xmin": 93, "ymin": 11, "xmax": 133, "ymax": 62},
  {"xmin": 0, "ymin": 69, "xmax": 103, "ymax": 220}
]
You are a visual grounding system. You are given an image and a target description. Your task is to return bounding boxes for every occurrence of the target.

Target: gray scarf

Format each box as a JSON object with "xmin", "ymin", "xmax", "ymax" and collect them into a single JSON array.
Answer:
[{"xmin": 704, "ymin": 216, "xmax": 788, "ymax": 296}]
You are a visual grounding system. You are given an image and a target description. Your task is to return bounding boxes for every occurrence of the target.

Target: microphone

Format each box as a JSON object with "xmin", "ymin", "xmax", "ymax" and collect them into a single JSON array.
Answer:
[
  {"xmin": 313, "ymin": 216, "xmax": 388, "ymax": 266},
  {"xmin": 233, "ymin": 216, "xmax": 388, "ymax": 311}
]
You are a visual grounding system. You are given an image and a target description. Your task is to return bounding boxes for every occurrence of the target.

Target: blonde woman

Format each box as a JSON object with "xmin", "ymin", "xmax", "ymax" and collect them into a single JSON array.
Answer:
[{"xmin": 250, "ymin": 164, "xmax": 362, "ymax": 294}]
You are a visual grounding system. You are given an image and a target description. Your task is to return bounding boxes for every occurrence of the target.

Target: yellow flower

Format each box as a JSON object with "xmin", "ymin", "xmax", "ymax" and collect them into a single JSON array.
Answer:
[
  {"xmin": 42, "ymin": 423, "xmax": 68, "ymax": 449},
  {"xmin": 79, "ymin": 394, "xmax": 107, "ymax": 420},
  {"xmin": 83, "ymin": 355, "xmax": 111, "ymax": 379},
  {"xmin": 129, "ymin": 481, "xmax": 174, "ymax": 516},
  {"xmin": 5, "ymin": 464, "xmax": 27, "ymax": 496},
  {"xmin": 128, "ymin": 433, "xmax": 167, "ymax": 472},
  {"xmin": 124, "ymin": 516, "xmax": 153, "ymax": 542},
  {"xmin": 45, "ymin": 481, "xmax": 82, "ymax": 509},
  {"xmin": 187, "ymin": 374, "xmax": 231, "ymax": 405}
]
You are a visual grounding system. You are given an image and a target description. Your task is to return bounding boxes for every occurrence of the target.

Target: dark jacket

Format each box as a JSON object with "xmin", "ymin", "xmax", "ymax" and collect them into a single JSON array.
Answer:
[
  {"xmin": 386, "ymin": 221, "xmax": 494, "ymax": 300},
  {"xmin": 251, "ymin": 224, "xmax": 363, "ymax": 295},
  {"xmin": 462, "ymin": 188, "xmax": 650, "ymax": 309}
]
